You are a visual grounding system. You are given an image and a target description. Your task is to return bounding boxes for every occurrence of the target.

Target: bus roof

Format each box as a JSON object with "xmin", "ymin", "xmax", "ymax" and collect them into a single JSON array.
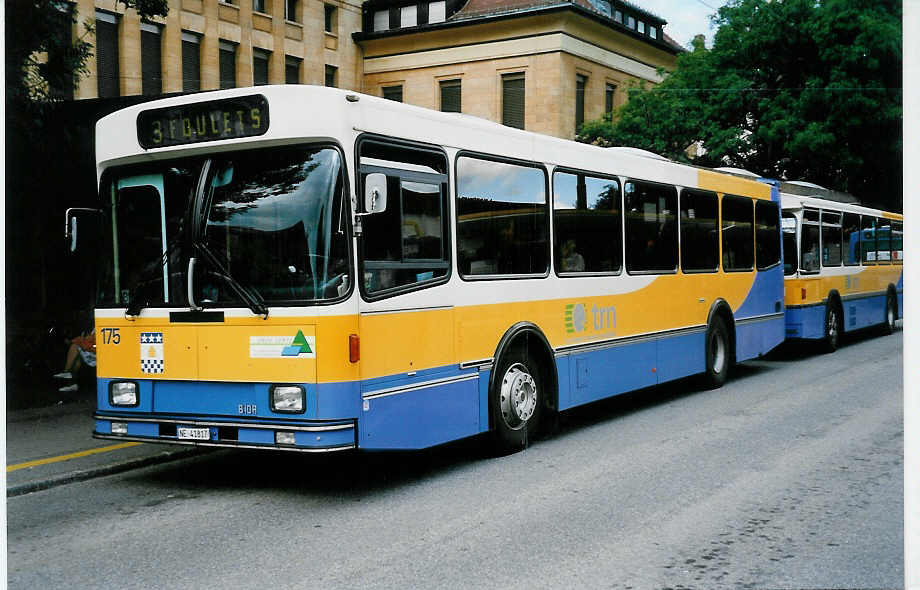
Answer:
[
  {"xmin": 95, "ymin": 85, "xmax": 771, "ymax": 199},
  {"xmin": 780, "ymin": 192, "xmax": 903, "ymax": 220}
]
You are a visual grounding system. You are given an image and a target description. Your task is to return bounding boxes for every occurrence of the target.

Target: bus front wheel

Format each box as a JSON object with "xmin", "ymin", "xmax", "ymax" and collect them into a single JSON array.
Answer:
[
  {"xmin": 490, "ymin": 348, "xmax": 542, "ymax": 453},
  {"xmin": 703, "ymin": 316, "xmax": 730, "ymax": 389}
]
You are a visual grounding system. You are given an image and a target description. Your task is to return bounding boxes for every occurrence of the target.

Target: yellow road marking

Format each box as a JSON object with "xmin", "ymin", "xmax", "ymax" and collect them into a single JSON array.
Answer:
[{"xmin": 7, "ymin": 442, "xmax": 142, "ymax": 472}]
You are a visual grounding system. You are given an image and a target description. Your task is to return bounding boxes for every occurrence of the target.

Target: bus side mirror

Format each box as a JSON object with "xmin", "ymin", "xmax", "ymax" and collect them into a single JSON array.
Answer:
[
  {"xmin": 363, "ymin": 173, "xmax": 388, "ymax": 214},
  {"xmin": 65, "ymin": 208, "xmax": 102, "ymax": 253}
]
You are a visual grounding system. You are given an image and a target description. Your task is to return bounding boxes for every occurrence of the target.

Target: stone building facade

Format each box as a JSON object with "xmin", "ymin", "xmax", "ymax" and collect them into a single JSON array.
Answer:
[{"xmin": 66, "ymin": 0, "xmax": 682, "ymax": 139}]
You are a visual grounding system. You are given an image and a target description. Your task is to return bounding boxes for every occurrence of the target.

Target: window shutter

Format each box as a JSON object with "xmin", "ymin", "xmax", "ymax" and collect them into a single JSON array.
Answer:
[
  {"xmin": 181, "ymin": 35, "xmax": 201, "ymax": 92},
  {"xmin": 219, "ymin": 42, "xmax": 236, "ymax": 89},
  {"xmin": 382, "ymin": 86, "xmax": 403, "ymax": 102},
  {"xmin": 141, "ymin": 27, "xmax": 162, "ymax": 95},
  {"xmin": 575, "ymin": 74, "xmax": 587, "ymax": 132},
  {"xmin": 502, "ymin": 74, "xmax": 525, "ymax": 129},
  {"xmin": 440, "ymin": 80, "xmax": 461, "ymax": 112},
  {"xmin": 96, "ymin": 15, "xmax": 120, "ymax": 98}
]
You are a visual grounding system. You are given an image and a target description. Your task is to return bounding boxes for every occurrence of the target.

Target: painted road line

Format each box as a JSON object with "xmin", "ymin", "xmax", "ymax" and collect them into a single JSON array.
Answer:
[{"xmin": 7, "ymin": 442, "xmax": 143, "ymax": 472}]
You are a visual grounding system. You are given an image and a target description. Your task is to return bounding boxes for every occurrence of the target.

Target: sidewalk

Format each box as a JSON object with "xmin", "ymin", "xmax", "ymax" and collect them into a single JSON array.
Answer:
[{"xmin": 6, "ymin": 384, "xmax": 201, "ymax": 497}]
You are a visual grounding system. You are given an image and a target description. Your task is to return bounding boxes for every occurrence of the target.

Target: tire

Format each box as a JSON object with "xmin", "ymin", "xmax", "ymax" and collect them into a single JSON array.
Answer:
[
  {"xmin": 882, "ymin": 292, "xmax": 896, "ymax": 335},
  {"xmin": 703, "ymin": 315, "xmax": 730, "ymax": 389},
  {"xmin": 823, "ymin": 301, "xmax": 842, "ymax": 353},
  {"xmin": 490, "ymin": 346, "xmax": 543, "ymax": 454}
]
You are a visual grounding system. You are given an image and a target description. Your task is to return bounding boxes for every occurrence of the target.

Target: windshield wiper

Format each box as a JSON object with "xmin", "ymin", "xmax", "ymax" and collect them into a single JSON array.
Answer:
[
  {"xmin": 193, "ymin": 241, "xmax": 269, "ymax": 318},
  {"xmin": 125, "ymin": 236, "xmax": 183, "ymax": 317}
]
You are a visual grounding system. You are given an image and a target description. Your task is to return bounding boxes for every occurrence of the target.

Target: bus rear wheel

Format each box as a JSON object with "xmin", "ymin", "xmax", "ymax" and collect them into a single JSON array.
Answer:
[
  {"xmin": 823, "ymin": 302, "xmax": 842, "ymax": 353},
  {"xmin": 490, "ymin": 348, "xmax": 542, "ymax": 454},
  {"xmin": 882, "ymin": 293, "xmax": 896, "ymax": 335},
  {"xmin": 703, "ymin": 316, "xmax": 729, "ymax": 389}
]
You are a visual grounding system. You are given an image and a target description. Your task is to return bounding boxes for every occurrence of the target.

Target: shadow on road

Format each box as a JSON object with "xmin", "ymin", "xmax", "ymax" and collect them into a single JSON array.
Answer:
[{"xmin": 119, "ymin": 355, "xmax": 792, "ymax": 498}]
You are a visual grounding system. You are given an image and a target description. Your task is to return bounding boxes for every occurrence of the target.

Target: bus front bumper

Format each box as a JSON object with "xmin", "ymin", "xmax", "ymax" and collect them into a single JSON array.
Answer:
[{"xmin": 93, "ymin": 414, "xmax": 356, "ymax": 452}]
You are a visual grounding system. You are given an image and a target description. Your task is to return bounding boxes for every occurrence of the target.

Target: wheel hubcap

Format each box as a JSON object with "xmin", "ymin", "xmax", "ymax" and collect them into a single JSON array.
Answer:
[
  {"xmin": 499, "ymin": 363, "xmax": 537, "ymax": 431},
  {"xmin": 710, "ymin": 331, "xmax": 726, "ymax": 374},
  {"xmin": 828, "ymin": 309, "xmax": 838, "ymax": 341}
]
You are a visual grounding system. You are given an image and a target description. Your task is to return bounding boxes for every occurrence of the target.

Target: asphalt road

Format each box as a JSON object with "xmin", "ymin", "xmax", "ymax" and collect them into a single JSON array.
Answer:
[{"xmin": 7, "ymin": 329, "xmax": 903, "ymax": 589}]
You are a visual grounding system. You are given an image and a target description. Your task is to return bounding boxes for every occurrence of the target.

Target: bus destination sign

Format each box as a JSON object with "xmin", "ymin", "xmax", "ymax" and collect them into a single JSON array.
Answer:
[{"xmin": 136, "ymin": 95, "xmax": 269, "ymax": 149}]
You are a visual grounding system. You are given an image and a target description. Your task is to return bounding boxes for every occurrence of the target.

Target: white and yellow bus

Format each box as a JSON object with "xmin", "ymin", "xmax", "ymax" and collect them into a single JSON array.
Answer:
[
  {"xmin": 81, "ymin": 85, "xmax": 785, "ymax": 453},
  {"xmin": 781, "ymin": 191, "xmax": 903, "ymax": 351}
]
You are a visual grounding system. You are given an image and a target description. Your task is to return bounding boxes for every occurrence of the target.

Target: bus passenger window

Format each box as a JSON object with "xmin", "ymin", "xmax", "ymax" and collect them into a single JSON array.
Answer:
[
  {"xmin": 782, "ymin": 213, "xmax": 797, "ymax": 275},
  {"xmin": 821, "ymin": 211, "xmax": 842, "ymax": 267},
  {"xmin": 861, "ymin": 215, "xmax": 876, "ymax": 263},
  {"xmin": 842, "ymin": 213, "xmax": 860, "ymax": 265},
  {"xmin": 457, "ymin": 156, "xmax": 548, "ymax": 277},
  {"xmin": 553, "ymin": 171, "xmax": 621, "ymax": 274},
  {"xmin": 624, "ymin": 180, "xmax": 677, "ymax": 273},
  {"xmin": 876, "ymin": 217, "xmax": 892, "ymax": 262},
  {"xmin": 358, "ymin": 139, "xmax": 450, "ymax": 296},
  {"xmin": 800, "ymin": 209, "xmax": 820, "ymax": 272},
  {"xmin": 721, "ymin": 195, "xmax": 754, "ymax": 272},
  {"xmin": 892, "ymin": 221, "xmax": 903, "ymax": 262},
  {"xmin": 755, "ymin": 200, "xmax": 780, "ymax": 270},
  {"xmin": 680, "ymin": 188, "xmax": 718, "ymax": 272}
]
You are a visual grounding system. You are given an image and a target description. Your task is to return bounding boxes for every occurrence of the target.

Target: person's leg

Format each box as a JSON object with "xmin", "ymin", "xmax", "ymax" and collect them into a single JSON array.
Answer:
[{"xmin": 55, "ymin": 343, "xmax": 80, "ymax": 379}]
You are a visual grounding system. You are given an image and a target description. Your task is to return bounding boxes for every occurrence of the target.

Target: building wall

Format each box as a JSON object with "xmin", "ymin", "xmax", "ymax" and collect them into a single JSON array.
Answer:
[
  {"xmin": 72, "ymin": 0, "xmax": 364, "ymax": 98},
  {"xmin": 359, "ymin": 13, "xmax": 676, "ymax": 139}
]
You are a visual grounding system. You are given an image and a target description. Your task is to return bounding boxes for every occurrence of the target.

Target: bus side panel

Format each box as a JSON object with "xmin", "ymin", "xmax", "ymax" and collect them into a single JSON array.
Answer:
[
  {"xmin": 844, "ymin": 294, "xmax": 886, "ymax": 331},
  {"xmin": 359, "ymin": 378, "xmax": 480, "ymax": 450},
  {"xmin": 561, "ymin": 340, "xmax": 656, "ymax": 410},
  {"xmin": 732, "ymin": 264, "xmax": 785, "ymax": 360},
  {"xmin": 656, "ymin": 331, "xmax": 706, "ymax": 384},
  {"xmin": 734, "ymin": 317, "xmax": 785, "ymax": 362},
  {"xmin": 784, "ymin": 304, "xmax": 826, "ymax": 340}
]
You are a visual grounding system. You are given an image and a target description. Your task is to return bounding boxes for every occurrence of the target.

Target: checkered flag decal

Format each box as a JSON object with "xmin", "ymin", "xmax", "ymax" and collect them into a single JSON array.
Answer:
[{"xmin": 140, "ymin": 332, "xmax": 165, "ymax": 374}]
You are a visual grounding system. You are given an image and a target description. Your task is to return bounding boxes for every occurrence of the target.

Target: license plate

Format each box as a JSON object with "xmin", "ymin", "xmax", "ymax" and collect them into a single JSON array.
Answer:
[{"xmin": 177, "ymin": 427, "xmax": 210, "ymax": 441}]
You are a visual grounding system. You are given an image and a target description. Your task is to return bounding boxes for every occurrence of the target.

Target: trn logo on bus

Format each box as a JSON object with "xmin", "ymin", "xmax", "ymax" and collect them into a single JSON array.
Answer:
[{"xmin": 565, "ymin": 303, "xmax": 616, "ymax": 335}]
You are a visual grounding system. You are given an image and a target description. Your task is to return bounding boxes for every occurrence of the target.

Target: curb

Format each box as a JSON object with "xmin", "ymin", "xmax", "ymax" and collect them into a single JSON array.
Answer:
[{"xmin": 7, "ymin": 447, "xmax": 208, "ymax": 498}]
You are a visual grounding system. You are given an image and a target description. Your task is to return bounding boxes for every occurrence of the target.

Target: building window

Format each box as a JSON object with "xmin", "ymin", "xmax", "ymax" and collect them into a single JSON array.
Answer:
[
  {"xmin": 502, "ymin": 73, "xmax": 525, "ymax": 129},
  {"xmin": 373, "ymin": 9, "xmax": 389, "ymax": 31},
  {"xmin": 440, "ymin": 79, "xmax": 461, "ymax": 112},
  {"xmin": 614, "ymin": 9, "xmax": 622, "ymax": 22},
  {"xmin": 589, "ymin": 0, "xmax": 611, "ymax": 17},
  {"xmin": 253, "ymin": 48, "xmax": 270, "ymax": 85},
  {"xmin": 219, "ymin": 41, "xmax": 237, "ymax": 89},
  {"xmin": 429, "ymin": 0, "xmax": 446, "ymax": 23},
  {"xmin": 575, "ymin": 74, "xmax": 587, "ymax": 132},
  {"xmin": 627, "ymin": 15, "xmax": 636, "ymax": 28},
  {"xmin": 637, "ymin": 21, "xmax": 645, "ymax": 34},
  {"xmin": 181, "ymin": 32, "xmax": 201, "ymax": 92},
  {"xmin": 285, "ymin": 56, "xmax": 301, "ymax": 84},
  {"xmin": 253, "ymin": 0, "xmax": 266, "ymax": 13},
  {"xmin": 49, "ymin": 4, "xmax": 75, "ymax": 100},
  {"xmin": 649, "ymin": 26, "xmax": 658, "ymax": 39},
  {"xmin": 400, "ymin": 5, "xmax": 417, "ymax": 27},
  {"xmin": 95, "ymin": 11, "xmax": 120, "ymax": 98},
  {"xmin": 325, "ymin": 65, "xmax": 337, "ymax": 87},
  {"xmin": 286, "ymin": 0, "xmax": 299, "ymax": 22},
  {"xmin": 140, "ymin": 23, "xmax": 162, "ymax": 96},
  {"xmin": 604, "ymin": 83, "xmax": 616, "ymax": 121},
  {"xmin": 325, "ymin": 4, "xmax": 336, "ymax": 32},
  {"xmin": 382, "ymin": 85, "xmax": 403, "ymax": 102}
]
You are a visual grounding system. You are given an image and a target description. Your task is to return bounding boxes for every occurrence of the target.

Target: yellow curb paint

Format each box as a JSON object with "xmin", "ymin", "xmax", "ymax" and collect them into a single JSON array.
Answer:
[{"xmin": 7, "ymin": 442, "xmax": 142, "ymax": 472}]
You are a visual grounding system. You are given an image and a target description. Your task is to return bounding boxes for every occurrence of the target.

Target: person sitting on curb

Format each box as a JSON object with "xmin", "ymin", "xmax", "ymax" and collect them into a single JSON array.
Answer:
[{"xmin": 54, "ymin": 329, "xmax": 96, "ymax": 392}]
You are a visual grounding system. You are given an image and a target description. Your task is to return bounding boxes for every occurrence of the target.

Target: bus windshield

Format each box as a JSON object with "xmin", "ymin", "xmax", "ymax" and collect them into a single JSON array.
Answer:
[{"xmin": 96, "ymin": 145, "xmax": 350, "ymax": 309}]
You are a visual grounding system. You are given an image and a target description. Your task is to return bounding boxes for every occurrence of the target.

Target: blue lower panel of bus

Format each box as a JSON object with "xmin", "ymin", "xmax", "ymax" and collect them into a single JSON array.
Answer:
[
  {"xmin": 360, "ymin": 370, "xmax": 482, "ymax": 450},
  {"xmin": 735, "ymin": 316, "xmax": 785, "ymax": 362},
  {"xmin": 786, "ymin": 293, "xmax": 888, "ymax": 340}
]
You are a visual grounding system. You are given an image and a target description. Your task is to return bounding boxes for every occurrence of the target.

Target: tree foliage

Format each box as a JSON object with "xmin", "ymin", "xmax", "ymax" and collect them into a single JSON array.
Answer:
[
  {"xmin": 5, "ymin": 0, "xmax": 169, "ymax": 108},
  {"xmin": 578, "ymin": 0, "xmax": 902, "ymax": 210}
]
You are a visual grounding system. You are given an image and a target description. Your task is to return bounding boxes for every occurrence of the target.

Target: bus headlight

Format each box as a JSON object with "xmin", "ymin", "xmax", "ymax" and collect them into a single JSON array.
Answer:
[
  {"xmin": 270, "ymin": 385, "xmax": 305, "ymax": 413},
  {"xmin": 110, "ymin": 381, "xmax": 138, "ymax": 407}
]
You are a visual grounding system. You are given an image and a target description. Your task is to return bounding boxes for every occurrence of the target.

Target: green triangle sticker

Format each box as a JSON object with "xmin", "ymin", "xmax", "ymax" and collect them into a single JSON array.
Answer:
[{"xmin": 292, "ymin": 330, "xmax": 312, "ymax": 354}]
